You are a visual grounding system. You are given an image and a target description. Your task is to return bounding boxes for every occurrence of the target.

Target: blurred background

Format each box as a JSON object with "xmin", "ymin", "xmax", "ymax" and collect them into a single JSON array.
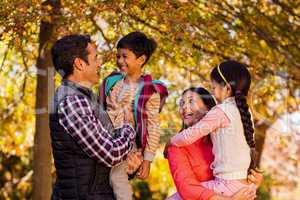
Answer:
[{"xmin": 0, "ymin": 0, "xmax": 299, "ymax": 199}]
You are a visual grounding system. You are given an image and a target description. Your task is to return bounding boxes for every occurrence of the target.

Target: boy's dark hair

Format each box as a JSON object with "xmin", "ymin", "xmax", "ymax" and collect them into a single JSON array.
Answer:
[
  {"xmin": 117, "ymin": 31, "xmax": 157, "ymax": 66},
  {"xmin": 210, "ymin": 60, "xmax": 257, "ymax": 172},
  {"xmin": 51, "ymin": 34, "xmax": 91, "ymax": 78}
]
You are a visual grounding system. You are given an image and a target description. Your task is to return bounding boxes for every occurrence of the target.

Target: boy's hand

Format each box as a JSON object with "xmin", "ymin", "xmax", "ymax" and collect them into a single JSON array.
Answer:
[
  {"xmin": 137, "ymin": 160, "xmax": 151, "ymax": 180},
  {"xmin": 123, "ymin": 106, "xmax": 134, "ymax": 127}
]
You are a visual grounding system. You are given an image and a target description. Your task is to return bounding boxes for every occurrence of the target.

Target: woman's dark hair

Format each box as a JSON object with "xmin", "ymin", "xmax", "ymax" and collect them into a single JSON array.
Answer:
[
  {"xmin": 117, "ymin": 31, "xmax": 157, "ymax": 66},
  {"xmin": 210, "ymin": 60, "xmax": 257, "ymax": 172},
  {"xmin": 51, "ymin": 34, "xmax": 91, "ymax": 78},
  {"xmin": 181, "ymin": 87, "xmax": 216, "ymax": 130}
]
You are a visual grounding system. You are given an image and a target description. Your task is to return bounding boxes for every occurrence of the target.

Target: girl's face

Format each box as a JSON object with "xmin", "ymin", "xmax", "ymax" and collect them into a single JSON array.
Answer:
[
  {"xmin": 211, "ymin": 80, "xmax": 231, "ymax": 103},
  {"xmin": 179, "ymin": 91, "xmax": 208, "ymax": 127},
  {"xmin": 116, "ymin": 48, "xmax": 145, "ymax": 76}
]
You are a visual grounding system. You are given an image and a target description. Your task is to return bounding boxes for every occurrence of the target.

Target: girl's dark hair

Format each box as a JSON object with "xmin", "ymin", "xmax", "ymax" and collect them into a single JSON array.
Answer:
[
  {"xmin": 210, "ymin": 60, "xmax": 257, "ymax": 172},
  {"xmin": 181, "ymin": 87, "xmax": 216, "ymax": 130},
  {"xmin": 117, "ymin": 31, "xmax": 157, "ymax": 66}
]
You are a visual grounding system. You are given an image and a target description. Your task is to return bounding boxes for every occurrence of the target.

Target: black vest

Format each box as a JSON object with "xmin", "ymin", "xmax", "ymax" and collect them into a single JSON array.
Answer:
[{"xmin": 50, "ymin": 80, "xmax": 115, "ymax": 200}]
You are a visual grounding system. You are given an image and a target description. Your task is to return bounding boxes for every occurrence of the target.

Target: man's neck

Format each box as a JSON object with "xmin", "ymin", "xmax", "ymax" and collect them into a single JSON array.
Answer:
[{"xmin": 67, "ymin": 76, "xmax": 93, "ymax": 89}]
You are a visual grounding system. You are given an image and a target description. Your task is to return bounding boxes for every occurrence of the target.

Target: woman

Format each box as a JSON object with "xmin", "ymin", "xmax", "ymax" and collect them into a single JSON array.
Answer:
[{"xmin": 165, "ymin": 87, "xmax": 262, "ymax": 200}]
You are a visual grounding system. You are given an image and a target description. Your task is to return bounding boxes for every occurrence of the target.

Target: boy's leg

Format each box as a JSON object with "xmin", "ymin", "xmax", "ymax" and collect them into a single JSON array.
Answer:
[{"xmin": 110, "ymin": 161, "xmax": 133, "ymax": 200}]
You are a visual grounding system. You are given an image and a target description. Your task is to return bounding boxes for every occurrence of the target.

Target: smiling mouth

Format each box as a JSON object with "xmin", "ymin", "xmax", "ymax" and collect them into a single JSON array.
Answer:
[
  {"xmin": 118, "ymin": 65, "xmax": 127, "ymax": 70},
  {"xmin": 183, "ymin": 113, "xmax": 194, "ymax": 119}
]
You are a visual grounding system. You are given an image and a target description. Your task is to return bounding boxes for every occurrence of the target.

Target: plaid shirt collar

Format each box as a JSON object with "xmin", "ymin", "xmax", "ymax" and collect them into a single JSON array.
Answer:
[{"xmin": 62, "ymin": 79, "xmax": 95, "ymax": 100}]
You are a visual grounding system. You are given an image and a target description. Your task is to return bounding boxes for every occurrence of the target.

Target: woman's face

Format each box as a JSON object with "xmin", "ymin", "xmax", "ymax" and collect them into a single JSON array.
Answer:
[{"xmin": 179, "ymin": 90, "xmax": 209, "ymax": 127}]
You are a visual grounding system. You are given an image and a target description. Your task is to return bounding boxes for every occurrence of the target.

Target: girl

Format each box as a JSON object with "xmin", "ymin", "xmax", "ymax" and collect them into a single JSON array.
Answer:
[
  {"xmin": 166, "ymin": 87, "xmax": 261, "ymax": 200},
  {"xmin": 99, "ymin": 31, "xmax": 168, "ymax": 200},
  {"xmin": 170, "ymin": 61, "xmax": 258, "ymax": 197}
]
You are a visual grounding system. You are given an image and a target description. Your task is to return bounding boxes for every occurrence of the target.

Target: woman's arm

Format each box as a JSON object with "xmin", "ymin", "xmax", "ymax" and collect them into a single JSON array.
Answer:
[
  {"xmin": 166, "ymin": 145, "xmax": 257, "ymax": 200},
  {"xmin": 171, "ymin": 107, "xmax": 230, "ymax": 147},
  {"xmin": 167, "ymin": 145, "xmax": 215, "ymax": 200}
]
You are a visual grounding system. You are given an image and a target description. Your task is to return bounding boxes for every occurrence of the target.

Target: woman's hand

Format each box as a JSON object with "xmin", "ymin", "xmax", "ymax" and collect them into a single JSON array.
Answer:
[
  {"xmin": 248, "ymin": 168, "xmax": 264, "ymax": 187},
  {"xmin": 209, "ymin": 187, "xmax": 256, "ymax": 200}
]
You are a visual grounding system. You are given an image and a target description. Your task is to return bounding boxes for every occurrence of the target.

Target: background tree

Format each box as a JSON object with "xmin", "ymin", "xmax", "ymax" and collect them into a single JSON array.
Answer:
[{"xmin": 0, "ymin": 0, "xmax": 299, "ymax": 199}]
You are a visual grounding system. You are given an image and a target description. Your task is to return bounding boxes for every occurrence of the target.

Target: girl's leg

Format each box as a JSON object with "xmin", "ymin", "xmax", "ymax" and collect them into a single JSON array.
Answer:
[{"xmin": 200, "ymin": 178, "xmax": 255, "ymax": 196}]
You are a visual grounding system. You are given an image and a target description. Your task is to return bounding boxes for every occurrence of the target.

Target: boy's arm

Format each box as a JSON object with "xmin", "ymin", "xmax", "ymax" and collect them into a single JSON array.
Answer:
[{"xmin": 144, "ymin": 93, "xmax": 161, "ymax": 161}]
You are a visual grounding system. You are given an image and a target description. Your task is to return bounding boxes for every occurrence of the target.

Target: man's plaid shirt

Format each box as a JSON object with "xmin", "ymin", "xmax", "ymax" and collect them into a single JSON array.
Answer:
[{"xmin": 58, "ymin": 94, "xmax": 136, "ymax": 167}]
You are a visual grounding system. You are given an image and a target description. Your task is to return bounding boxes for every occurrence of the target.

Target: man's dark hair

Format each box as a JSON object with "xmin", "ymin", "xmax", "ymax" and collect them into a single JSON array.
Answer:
[{"xmin": 51, "ymin": 34, "xmax": 91, "ymax": 78}]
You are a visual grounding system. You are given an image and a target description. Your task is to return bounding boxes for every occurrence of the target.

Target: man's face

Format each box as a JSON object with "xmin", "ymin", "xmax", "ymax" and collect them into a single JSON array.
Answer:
[{"xmin": 81, "ymin": 43, "xmax": 102, "ymax": 85}]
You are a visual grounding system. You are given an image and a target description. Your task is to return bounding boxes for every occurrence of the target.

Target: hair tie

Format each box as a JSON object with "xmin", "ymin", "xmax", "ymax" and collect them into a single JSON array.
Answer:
[
  {"xmin": 236, "ymin": 90, "xmax": 242, "ymax": 96},
  {"xmin": 217, "ymin": 64, "xmax": 229, "ymax": 85}
]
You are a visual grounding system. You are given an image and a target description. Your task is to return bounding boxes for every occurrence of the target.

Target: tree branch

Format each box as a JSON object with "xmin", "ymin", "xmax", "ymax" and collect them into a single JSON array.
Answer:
[{"xmin": 0, "ymin": 40, "xmax": 13, "ymax": 71}]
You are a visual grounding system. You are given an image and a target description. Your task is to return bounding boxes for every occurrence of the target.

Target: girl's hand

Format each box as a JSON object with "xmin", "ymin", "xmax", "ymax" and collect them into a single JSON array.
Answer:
[{"xmin": 248, "ymin": 168, "xmax": 264, "ymax": 187}]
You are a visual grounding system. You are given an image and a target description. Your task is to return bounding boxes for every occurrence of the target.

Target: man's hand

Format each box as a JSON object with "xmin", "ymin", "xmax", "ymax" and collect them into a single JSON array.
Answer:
[
  {"xmin": 137, "ymin": 160, "xmax": 151, "ymax": 180},
  {"xmin": 126, "ymin": 150, "xmax": 143, "ymax": 175}
]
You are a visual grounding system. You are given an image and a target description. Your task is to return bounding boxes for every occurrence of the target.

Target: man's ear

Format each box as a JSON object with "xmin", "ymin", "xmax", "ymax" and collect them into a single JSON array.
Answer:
[
  {"xmin": 137, "ymin": 55, "xmax": 147, "ymax": 67},
  {"xmin": 73, "ymin": 57, "xmax": 84, "ymax": 71}
]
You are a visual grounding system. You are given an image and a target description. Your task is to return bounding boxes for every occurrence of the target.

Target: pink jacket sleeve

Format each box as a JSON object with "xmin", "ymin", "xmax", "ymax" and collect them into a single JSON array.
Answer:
[
  {"xmin": 167, "ymin": 146, "xmax": 215, "ymax": 200},
  {"xmin": 171, "ymin": 107, "xmax": 230, "ymax": 147}
]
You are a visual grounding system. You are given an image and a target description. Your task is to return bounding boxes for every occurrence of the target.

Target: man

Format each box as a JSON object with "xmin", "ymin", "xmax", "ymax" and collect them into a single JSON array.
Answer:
[{"xmin": 49, "ymin": 34, "xmax": 136, "ymax": 200}]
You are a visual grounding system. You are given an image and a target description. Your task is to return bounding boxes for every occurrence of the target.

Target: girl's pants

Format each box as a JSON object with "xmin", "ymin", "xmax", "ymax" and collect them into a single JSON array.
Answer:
[{"xmin": 166, "ymin": 177, "xmax": 256, "ymax": 199}]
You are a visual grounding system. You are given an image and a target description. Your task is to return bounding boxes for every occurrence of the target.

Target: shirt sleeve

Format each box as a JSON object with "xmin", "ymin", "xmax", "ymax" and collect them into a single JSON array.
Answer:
[
  {"xmin": 58, "ymin": 95, "xmax": 136, "ymax": 167},
  {"xmin": 144, "ymin": 93, "xmax": 161, "ymax": 161},
  {"xmin": 167, "ymin": 146, "xmax": 215, "ymax": 200},
  {"xmin": 171, "ymin": 107, "xmax": 230, "ymax": 147}
]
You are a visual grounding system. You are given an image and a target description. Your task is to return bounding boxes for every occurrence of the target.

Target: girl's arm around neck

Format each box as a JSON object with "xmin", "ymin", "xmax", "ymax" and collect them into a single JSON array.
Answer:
[{"xmin": 170, "ymin": 107, "xmax": 230, "ymax": 147}]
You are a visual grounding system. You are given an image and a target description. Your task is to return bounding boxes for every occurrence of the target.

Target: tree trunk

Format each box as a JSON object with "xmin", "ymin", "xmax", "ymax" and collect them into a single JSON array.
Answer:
[{"xmin": 33, "ymin": 0, "xmax": 61, "ymax": 199}]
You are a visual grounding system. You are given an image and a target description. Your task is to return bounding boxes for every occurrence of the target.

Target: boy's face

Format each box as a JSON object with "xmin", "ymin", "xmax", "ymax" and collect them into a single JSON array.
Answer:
[{"xmin": 116, "ymin": 48, "xmax": 144, "ymax": 76}]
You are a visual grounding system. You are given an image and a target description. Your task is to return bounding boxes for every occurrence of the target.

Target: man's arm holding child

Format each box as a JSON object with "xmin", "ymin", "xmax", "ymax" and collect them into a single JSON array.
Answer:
[{"xmin": 59, "ymin": 95, "xmax": 136, "ymax": 168}]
